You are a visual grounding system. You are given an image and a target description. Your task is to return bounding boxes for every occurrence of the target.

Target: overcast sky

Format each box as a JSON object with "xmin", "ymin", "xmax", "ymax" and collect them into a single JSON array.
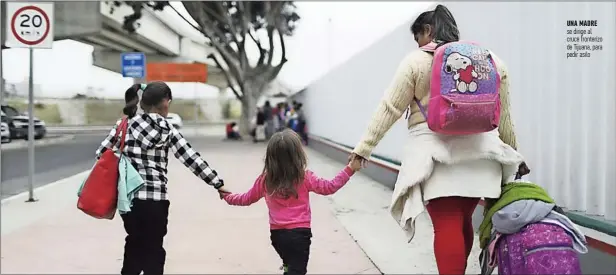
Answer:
[{"xmin": 1, "ymin": 1, "xmax": 433, "ymax": 99}]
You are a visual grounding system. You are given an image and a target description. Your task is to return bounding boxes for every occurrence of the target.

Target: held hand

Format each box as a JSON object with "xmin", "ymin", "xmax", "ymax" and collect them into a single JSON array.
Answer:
[
  {"xmin": 217, "ymin": 186, "xmax": 231, "ymax": 200},
  {"xmin": 348, "ymin": 158, "xmax": 363, "ymax": 172},
  {"xmin": 348, "ymin": 153, "xmax": 368, "ymax": 169}
]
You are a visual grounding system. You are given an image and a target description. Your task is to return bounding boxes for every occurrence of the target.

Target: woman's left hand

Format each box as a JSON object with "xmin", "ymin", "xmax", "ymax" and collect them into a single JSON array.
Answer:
[{"xmin": 516, "ymin": 162, "xmax": 530, "ymax": 179}]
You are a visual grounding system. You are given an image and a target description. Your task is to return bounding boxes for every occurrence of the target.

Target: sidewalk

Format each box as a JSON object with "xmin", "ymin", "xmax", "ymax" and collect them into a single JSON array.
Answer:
[
  {"xmin": 0, "ymin": 139, "xmax": 483, "ymax": 274},
  {"xmin": 1, "ymin": 140, "xmax": 375, "ymax": 274}
]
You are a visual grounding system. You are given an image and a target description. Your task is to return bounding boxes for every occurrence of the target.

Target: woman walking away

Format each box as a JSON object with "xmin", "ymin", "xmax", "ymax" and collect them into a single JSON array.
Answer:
[
  {"xmin": 96, "ymin": 82, "xmax": 229, "ymax": 275},
  {"xmin": 219, "ymin": 129, "xmax": 362, "ymax": 275},
  {"xmin": 348, "ymin": 5, "xmax": 528, "ymax": 275}
]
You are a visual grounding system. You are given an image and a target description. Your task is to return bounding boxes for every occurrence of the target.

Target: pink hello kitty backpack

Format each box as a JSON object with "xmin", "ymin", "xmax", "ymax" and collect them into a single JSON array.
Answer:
[{"xmin": 415, "ymin": 41, "xmax": 501, "ymax": 135}]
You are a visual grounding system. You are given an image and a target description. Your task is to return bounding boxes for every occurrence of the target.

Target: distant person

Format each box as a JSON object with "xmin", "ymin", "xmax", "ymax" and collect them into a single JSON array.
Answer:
[
  {"xmin": 277, "ymin": 103, "xmax": 288, "ymax": 131},
  {"xmin": 225, "ymin": 122, "xmax": 241, "ymax": 140},
  {"xmin": 218, "ymin": 129, "xmax": 363, "ymax": 275},
  {"xmin": 286, "ymin": 107, "xmax": 298, "ymax": 131},
  {"xmin": 263, "ymin": 101, "xmax": 274, "ymax": 140},
  {"xmin": 271, "ymin": 104, "xmax": 280, "ymax": 132},
  {"xmin": 347, "ymin": 5, "xmax": 528, "ymax": 275},
  {"xmin": 252, "ymin": 107, "xmax": 266, "ymax": 143},
  {"xmin": 96, "ymin": 82, "xmax": 230, "ymax": 275},
  {"xmin": 295, "ymin": 103, "xmax": 308, "ymax": 145}
]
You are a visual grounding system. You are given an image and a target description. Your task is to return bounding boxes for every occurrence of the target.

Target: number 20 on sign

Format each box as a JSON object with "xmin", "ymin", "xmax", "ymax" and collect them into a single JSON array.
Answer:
[{"xmin": 4, "ymin": 2, "xmax": 54, "ymax": 48}]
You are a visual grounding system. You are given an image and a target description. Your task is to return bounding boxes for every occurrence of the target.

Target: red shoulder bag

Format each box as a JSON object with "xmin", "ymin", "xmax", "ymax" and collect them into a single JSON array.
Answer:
[{"xmin": 77, "ymin": 118, "xmax": 128, "ymax": 219}]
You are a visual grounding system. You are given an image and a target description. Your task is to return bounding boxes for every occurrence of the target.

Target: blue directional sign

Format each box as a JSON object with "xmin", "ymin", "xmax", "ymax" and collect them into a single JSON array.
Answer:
[{"xmin": 121, "ymin": 52, "xmax": 146, "ymax": 78}]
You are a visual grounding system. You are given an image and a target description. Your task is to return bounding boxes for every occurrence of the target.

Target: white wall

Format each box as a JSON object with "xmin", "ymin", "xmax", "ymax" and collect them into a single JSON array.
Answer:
[{"xmin": 299, "ymin": 2, "xmax": 616, "ymax": 220}]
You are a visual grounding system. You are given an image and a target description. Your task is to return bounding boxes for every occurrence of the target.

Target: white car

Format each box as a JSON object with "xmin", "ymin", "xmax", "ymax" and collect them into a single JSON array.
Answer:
[
  {"xmin": 166, "ymin": 113, "xmax": 183, "ymax": 129},
  {"xmin": 1, "ymin": 111, "xmax": 10, "ymax": 143}
]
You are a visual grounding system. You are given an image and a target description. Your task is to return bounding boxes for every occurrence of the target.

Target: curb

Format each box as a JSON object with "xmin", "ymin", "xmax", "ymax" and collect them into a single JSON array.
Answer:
[
  {"xmin": 0, "ymin": 170, "xmax": 90, "ymax": 205},
  {"xmin": 0, "ymin": 170, "xmax": 91, "ymax": 237},
  {"xmin": 0, "ymin": 135, "xmax": 76, "ymax": 152}
]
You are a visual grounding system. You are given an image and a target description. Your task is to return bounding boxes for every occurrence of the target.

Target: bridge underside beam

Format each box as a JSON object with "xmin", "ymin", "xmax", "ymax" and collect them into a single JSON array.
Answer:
[{"xmin": 92, "ymin": 49, "xmax": 228, "ymax": 89}]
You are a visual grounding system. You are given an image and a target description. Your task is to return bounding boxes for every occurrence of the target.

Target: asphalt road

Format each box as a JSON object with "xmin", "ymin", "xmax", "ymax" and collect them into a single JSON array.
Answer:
[
  {"xmin": 0, "ymin": 133, "xmax": 227, "ymax": 200},
  {"xmin": 0, "ymin": 134, "xmax": 104, "ymax": 199}
]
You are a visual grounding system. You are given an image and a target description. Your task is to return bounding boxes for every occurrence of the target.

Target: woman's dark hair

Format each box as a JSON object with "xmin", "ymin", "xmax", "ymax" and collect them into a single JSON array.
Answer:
[
  {"xmin": 410, "ymin": 4, "xmax": 459, "ymax": 46},
  {"xmin": 122, "ymin": 81, "xmax": 173, "ymax": 118},
  {"xmin": 263, "ymin": 129, "xmax": 307, "ymax": 199},
  {"xmin": 122, "ymin": 84, "xmax": 142, "ymax": 117}
]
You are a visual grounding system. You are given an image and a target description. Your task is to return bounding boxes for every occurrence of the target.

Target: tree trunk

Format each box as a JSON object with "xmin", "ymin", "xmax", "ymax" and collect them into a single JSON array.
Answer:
[
  {"xmin": 239, "ymin": 93, "xmax": 256, "ymax": 135},
  {"xmin": 238, "ymin": 78, "xmax": 268, "ymax": 135}
]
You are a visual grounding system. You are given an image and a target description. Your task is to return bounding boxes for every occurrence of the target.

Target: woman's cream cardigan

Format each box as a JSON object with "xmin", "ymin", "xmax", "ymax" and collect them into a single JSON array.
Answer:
[{"xmin": 352, "ymin": 50, "xmax": 517, "ymax": 159}]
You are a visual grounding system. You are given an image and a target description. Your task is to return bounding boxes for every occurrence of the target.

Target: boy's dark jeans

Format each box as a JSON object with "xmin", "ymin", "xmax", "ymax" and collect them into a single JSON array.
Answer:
[
  {"xmin": 270, "ymin": 228, "xmax": 313, "ymax": 275},
  {"xmin": 120, "ymin": 199, "xmax": 170, "ymax": 275}
]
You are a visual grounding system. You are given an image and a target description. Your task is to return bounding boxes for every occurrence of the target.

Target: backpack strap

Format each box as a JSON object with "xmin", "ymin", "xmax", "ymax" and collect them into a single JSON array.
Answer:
[
  {"xmin": 414, "ymin": 98, "xmax": 428, "ymax": 119},
  {"xmin": 410, "ymin": 42, "xmax": 438, "ymax": 120},
  {"xmin": 419, "ymin": 42, "xmax": 438, "ymax": 53},
  {"xmin": 118, "ymin": 117, "xmax": 128, "ymax": 152},
  {"xmin": 113, "ymin": 117, "xmax": 129, "ymax": 153}
]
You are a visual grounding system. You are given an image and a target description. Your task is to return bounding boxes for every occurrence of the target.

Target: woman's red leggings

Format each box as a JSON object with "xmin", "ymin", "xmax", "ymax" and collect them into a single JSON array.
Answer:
[{"xmin": 426, "ymin": 196, "xmax": 480, "ymax": 275}]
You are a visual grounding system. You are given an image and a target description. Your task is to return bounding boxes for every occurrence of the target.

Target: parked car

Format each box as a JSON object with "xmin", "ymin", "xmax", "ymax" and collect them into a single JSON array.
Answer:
[
  {"xmin": 1, "ymin": 111, "xmax": 10, "ymax": 143},
  {"xmin": 166, "ymin": 113, "xmax": 183, "ymax": 129},
  {"xmin": 1, "ymin": 104, "xmax": 47, "ymax": 140}
]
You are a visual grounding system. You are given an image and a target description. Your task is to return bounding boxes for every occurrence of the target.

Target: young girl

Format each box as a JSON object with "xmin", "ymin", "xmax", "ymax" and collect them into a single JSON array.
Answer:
[
  {"xmin": 97, "ymin": 82, "xmax": 229, "ymax": 275},
  {"xmin": 219, "ymin": 129, "xmax": 362, "ymax": 275}
]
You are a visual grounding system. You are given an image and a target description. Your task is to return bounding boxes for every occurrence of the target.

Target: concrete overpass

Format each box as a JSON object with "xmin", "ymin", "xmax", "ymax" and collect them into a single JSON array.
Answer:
[{"xmin": 1, "ymin": 1, "xmax": 227, "ymax": 89}]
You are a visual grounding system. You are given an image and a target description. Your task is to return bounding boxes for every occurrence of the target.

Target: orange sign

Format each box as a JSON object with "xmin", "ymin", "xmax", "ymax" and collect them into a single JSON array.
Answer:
[{"xmin": 146, "ymin": 63, "xmax": 208, "ymax": 83}]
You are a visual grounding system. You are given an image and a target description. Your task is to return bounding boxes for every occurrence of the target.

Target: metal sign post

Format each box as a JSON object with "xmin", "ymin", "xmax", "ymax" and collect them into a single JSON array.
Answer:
[
  {"xmin": 27, "ymin": 48, "xmax": 35, "ymax": 202},
  {"xmin": 4, "ymin": 2, "xmax": 55, "ymax": 202}
]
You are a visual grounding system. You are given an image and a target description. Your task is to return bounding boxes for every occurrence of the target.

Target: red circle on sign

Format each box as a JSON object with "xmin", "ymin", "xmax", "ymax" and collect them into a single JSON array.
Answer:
[{"xmin": 10, "ymin": 5, "xmax": 51, "ymax": 46}]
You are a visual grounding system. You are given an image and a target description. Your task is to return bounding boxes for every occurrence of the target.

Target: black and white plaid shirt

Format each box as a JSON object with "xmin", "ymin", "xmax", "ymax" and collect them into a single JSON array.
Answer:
[{"xmin": 95, "ymin": 113, "xmax": 224, "ymax": 201}]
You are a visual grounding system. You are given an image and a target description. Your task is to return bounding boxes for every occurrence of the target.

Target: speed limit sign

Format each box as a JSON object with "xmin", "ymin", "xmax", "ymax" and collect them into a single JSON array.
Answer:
[{"xmin": 4, "ymin": 2, "xmax": 54, "ymax": 48}]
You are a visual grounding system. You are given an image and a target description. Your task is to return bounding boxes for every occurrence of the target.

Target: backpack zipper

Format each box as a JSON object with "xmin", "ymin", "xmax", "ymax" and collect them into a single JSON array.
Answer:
[
  {"xmin": 450, "ymin": 101, "xmax": 496, "ymax": 108},
  {"xmin": 524, "ymin": 245, "xmax": 575, "ymax": 256}
]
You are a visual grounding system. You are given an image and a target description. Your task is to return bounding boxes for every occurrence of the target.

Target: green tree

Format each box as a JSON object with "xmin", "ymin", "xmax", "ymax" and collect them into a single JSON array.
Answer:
[{"xmin": 111, "ymin": 1, "xmax": 299, "ymax": 133}]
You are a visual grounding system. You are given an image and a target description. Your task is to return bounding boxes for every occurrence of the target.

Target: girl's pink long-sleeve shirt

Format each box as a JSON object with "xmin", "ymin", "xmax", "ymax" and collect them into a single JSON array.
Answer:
[{"xmin": 223, "ymin": 167, "xmax": 355, "ymax": 230}]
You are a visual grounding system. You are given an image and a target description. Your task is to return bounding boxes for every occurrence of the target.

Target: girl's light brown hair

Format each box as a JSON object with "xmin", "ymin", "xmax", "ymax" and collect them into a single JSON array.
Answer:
[{"xmin": 263, "ymin": 129, "xmax": 307, "ymax": 199}]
